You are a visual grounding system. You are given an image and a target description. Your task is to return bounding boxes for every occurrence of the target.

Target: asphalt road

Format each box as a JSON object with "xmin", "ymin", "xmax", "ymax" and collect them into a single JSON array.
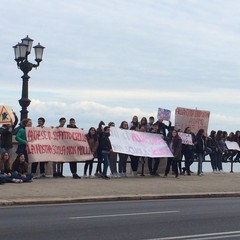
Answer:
[{"xmin": 1, "ymin": 198, "xmax": 240, "ymax": 240}]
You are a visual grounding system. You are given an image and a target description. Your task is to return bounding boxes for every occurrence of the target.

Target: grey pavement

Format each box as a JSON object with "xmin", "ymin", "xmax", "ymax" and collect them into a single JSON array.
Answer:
[{"xmin": 1, "ymin": 172, "xmax": 240, "ymax": 205}]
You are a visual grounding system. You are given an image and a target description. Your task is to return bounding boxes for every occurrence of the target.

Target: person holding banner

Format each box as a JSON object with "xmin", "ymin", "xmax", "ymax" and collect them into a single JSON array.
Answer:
[
  {"xmin": 118, "ymin": 121, "xmax": 129, "ymax": 177},
  {"xmin": 108, "ymin": 122, "xmax": 118, "ymax": 178},
  {"xmin": 148, "ymin": 122, "xmax": 160, "ymax": 176},
  {"xmin": 100, "ymin": 126, "xmax": 112, "ymax": 180},
  {"xmin": 139, "ymin": 117, "xmax": 148, "ymax": 132},
  {"xmin": 182, "ymin": 127, "xmax": 196, "ymax": 175},
  {"xmin": 129, "ymin": 116, "xmax": 140, "ymax": 130},
  {"xmin": 31, "ymin": 117, "xmax": 47, "ymax": 178},
  {"xmin": 84, "ymin": 127, "xmax": 99, "ymax": 178},
  {"xmin": 129, "ymin": 125, "xmax": 140, "ymax": 177},
  {"xmin": 15, "ymin": 118, "xmax": 32, "ymax": 163},
  {"xmin": 53, "ymin": 117, "xmax": 66, "ymax": 178},
  {"xmin": 164, "ymin": 129, "xmax": 182, "ymax": 178},
  {"xmin": 147, "ymin": 116, "xmax": 155, "ymax": 132},
  {"xmin": 156, "ymin": 119, "xmax": 172, "ymax": 137},
  {"xmin": 67, "ymin": 118, "xmax": 81, "ymax": 179}
]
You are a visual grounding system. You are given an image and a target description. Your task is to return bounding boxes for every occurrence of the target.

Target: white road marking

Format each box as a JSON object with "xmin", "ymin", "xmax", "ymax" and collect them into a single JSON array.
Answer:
[
  {"xmin": 69, "ymin": 210, "xmax": 179, "ymax": 219},
  {"xmin": 145, "ymin": 230, "xmax": 240, "ymax": 240}
]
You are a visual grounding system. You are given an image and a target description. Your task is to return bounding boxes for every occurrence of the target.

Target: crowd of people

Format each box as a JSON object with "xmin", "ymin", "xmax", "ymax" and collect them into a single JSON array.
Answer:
[{"xmin": 0, "ymin": 114, "xmax": 240, "ymax": 184}]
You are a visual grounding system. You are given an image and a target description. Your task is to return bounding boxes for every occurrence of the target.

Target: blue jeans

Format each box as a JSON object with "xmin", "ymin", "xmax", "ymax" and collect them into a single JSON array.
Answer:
[
  {"xmin": 0, "ymin": 173, "xmax": 13, "ymax": 183},
  {"xmin": 102, "ymin": 151, "xmax": 110, "ymax": 177},
  {"xmin": 11, "ymin": 172, "xmax": 33, "ymax": 182},
  {"xmin": 196, "ymin": 153, "xmax": 204, "ymax": 174},
  {"xmin": 210, "ymin": 151, "xmax": 217, "ymax": 171}
]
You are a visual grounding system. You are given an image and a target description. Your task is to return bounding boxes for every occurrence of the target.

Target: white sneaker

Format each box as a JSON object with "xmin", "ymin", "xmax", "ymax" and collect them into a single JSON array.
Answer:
[
  {"xmin": 220, "ymin": 170, "xmax": 225, "ymax": 174},
  {"xmin": 83, "ymin": 174, "xmax": 88, "ymax": 178},
  {"xmin": 12, "ymin": 178, "xmax": 23, "ymax": 183}
]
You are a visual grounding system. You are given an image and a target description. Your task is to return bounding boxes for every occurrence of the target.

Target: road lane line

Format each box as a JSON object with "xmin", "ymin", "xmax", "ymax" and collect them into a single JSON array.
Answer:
[
  {"xmin": 69, "ymin": 210, "xmax": 179, "ymax": 219},
  {"xmin": 145, "ymin": 230, "xmax": 240, "ymax": 240},
  {"xmin": 192, "ymin": 234, "xmax": 240, "ymax": 240}
]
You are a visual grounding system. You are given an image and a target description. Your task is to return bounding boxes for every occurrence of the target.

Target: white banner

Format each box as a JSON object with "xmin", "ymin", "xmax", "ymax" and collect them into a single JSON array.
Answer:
[
  {"xmin": 225, "ymin": 141, "xmax": 240, "ymax": 151},
  {"xmin": 178, "ymin": 132, "xmax": 193, "ymax": 145},
  {"xmin": 26, "ymin": 127, "xmax": 93, "ymax": 162},
  {"xmin": 109, "ymin": 127, "xmax": 173, "ymax": 157}
]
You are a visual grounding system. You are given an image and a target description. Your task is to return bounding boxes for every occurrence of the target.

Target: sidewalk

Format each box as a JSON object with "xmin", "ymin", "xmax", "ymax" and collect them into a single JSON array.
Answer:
[{"xmin": 1, "ymin": 173, "xmax": 240, "ymax": 206}]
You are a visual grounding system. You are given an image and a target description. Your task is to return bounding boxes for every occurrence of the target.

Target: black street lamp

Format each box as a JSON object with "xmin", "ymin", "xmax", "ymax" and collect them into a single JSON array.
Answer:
[{"xmin": 13, "ymin": 35, "xmax": 45, "ymax": 121}]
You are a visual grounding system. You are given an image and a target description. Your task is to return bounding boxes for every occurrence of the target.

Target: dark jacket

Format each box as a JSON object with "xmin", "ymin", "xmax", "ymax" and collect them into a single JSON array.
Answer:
[
  {"xmin": 67, "ymin": 124, "xmax": 78, "ymax": 129},
  {"xmin": 207, "ymin": 137, "xmax": 218, "ymax": 153},
  {"xmin": 157, "ymin": 121, "xmax": 171, "ymax": 137},
  {"xmin": 0, "ymin": 115, "xmax": 18, "ymax": 148},
  {"xmin": 167, "ymin": 136, "xmax": 182, "ymax": 160},
  {"xmin": 12, "ymin": 160, "xmax": 28, "ymax": 175},
  {"xmin": 100, "ymin": 133, "xmax": 112, "ymax": 152},
  {"xmin": 195, "ymin": 136, "xmax": 206, "ymax": 154},
  {"xmin": 0, "ymin": 160, "xmax": 11, "ymax": 174}
]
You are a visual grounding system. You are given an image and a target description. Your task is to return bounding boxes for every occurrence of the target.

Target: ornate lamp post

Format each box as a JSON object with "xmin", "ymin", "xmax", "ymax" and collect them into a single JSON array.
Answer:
[{"xmin": 13, "ymin": 35, "xmax": 45, "ymax": 121}]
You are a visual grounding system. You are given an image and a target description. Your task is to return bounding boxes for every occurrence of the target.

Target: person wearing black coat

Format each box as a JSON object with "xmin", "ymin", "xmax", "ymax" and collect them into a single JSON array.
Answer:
[
  {"xmin": 156, "ymin": 119, "xmax": 172, "ymax": 137},
  {"xmin": 195, "ymin": 129, "xmax": 207, "ymax": 176},
  {"xmin": 0, "ymin": 112, "xmax": 18, "ymax": 153},
  {"xmin": 100, "ymin": 126, "xmax": 112, "ymax": 179},
  {"xmin": 67, "ymin": 118, "xmax": 81, "ymax": 179},
  {"xmin": 182, "ymin": 127, "xmax": 196, "ymax": 175},
  {"xmin": 164, "ymin": 129, "xmax": 182, "ymax": 178},
  {"xmin": 207, "ymin": 130, "xmax": 218, "ymax": 172}
]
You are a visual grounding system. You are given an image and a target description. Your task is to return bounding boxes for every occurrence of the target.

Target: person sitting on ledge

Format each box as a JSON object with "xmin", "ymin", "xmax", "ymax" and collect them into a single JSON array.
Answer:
[{"xmin": 11, "ymin": 153, "xmax": 33, "ymax": 183}]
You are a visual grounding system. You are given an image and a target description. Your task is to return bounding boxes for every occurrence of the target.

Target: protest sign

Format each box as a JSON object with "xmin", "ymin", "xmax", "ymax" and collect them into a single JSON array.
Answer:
[
  {"xmin": 175, "ymin": 107, "xmax": 210, "ymax": 135},
  {"xmin": 178, "ymin": 132, "xmax": 193, "ymax": 145},
  {"xmin": 157, "ymin": 108, "xmax": 171, "ymax": 121},
  {"xmin": 109, "ymin": 127, "xmax": 173, "ymax": 158},
  {"xmin": 225, "ymin": 141, "xmax": 240, "ymax": 151},
  {"xmin": 26, "ymin": 127, "xmax": 93, "ymax": 162},
  {"xmin": 0, "ymin": 105, "xmax": 15, "ymax": 124}
]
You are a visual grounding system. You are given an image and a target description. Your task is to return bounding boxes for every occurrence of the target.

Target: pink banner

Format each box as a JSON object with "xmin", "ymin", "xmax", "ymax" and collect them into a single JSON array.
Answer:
[{"xmin": 26, "ymin": 127, "xmax": 93, "ymax": 162}]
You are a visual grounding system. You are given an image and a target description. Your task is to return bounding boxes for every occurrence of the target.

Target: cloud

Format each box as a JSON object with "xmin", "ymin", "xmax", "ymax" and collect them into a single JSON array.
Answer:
[{"xmin": 24, "ymin": 98, "xmax": 240, "ymax": 134}]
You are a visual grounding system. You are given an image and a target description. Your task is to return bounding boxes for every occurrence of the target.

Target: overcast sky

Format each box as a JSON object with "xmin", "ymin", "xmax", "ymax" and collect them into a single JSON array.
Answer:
[{"xmin": 1, "ymin": 0, "xmax": 240, "ymax": 133}]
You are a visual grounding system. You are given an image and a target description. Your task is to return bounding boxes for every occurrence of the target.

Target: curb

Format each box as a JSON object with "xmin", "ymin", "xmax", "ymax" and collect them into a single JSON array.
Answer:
[{"xmin": 1, "ymin": 192, "xmax": 240, "ymax": 206}]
